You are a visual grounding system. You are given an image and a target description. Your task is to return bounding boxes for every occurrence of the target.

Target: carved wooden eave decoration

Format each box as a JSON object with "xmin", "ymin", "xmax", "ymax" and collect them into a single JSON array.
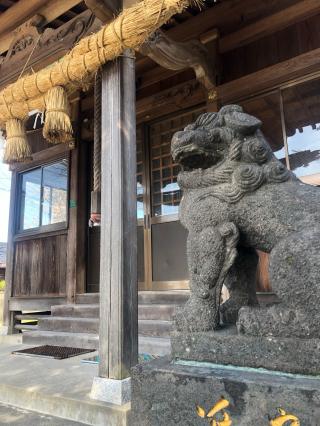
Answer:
[
  {"xmin": 136, "ymin": 79, "xmax": 204, "ymax": 123},
  {"xmin": 139, "ymin": 30, "xmax": 218, "ymax": 100},
  {"xmin": 0, "ymin": 10, "xmax": 99, "ymax": 89}
]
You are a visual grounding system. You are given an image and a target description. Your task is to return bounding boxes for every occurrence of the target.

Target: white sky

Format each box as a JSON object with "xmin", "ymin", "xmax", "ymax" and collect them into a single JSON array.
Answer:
[{"xmin": 0, "ymin": 134, "xmax": 11, "ymax": 242}]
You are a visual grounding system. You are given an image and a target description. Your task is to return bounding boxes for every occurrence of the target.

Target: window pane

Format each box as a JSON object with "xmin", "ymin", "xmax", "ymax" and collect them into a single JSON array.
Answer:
[
  {"xmin": 41, "ymin": 160, "xmax": 68, "ymax": 226},
  {"xmin": 136, "ymin": 126, "xmax": 144, "ymax": 220},
  {"xmin": 149, "ymin": 108, "xmax": 206, "ymax": 217},
  {"xmin": 20, "ymin": 169, "xmax": 41, "ymax": 230},
  {"xmin": 282, "ymin": 79, "xmax": 320, "ymax": 177}
]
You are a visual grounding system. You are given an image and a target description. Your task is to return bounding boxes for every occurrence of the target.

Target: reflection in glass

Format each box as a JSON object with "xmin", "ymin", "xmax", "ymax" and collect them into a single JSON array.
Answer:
[
  {"xmin": 274, "ymin": 146, "xmax": 286, "ymax": 162},
  {"xmin": 287, "ymin": 126, "xmax": 320, "ymax": 177},
  {"xmin": 149, "ymin": 108, "xmax": 206, "ymax": 217},
  {"xmin": 136, "ymin": 127, "xmax": 144, "ymax": 220},
  {"xmin": 19, "ymin": 160, "xmax": 68, "ymax": 232},
  {"xmin": 137, "ymin": 198, "xmax": 144, "ymax": 219},
  {"xmin": 20, "ymin": 169, "xmax": 41, "ymax": 230},
  {"xmin": 283, "ymin": 79, "xmax": 320, "ymax": 177},
  {"xmin": 41, "ymin": 161, "xmax": 68, "ymax": 226},
  {"xmin": 162, "ymin": 181, "xmax": 179, "ymax": 193}
]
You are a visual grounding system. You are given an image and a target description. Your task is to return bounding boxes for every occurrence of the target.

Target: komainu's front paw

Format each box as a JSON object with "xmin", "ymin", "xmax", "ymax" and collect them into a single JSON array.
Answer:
[{"xmin": 174, "ymin": 297, "xmax": 219, "ymax": 332}]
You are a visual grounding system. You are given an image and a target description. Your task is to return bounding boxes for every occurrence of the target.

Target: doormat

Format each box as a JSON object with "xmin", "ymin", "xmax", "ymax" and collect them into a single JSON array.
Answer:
[
  {"xmin": 12, "ymin": 345, "xmax": 95, "ymax": 360},
  {"xmin": 81, "ymin": 353, "xmax": 159, "ymax": 365}
]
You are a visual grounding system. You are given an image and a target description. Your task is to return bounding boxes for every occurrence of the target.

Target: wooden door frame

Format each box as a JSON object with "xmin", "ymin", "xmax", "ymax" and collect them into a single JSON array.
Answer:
[{"xmin": 138, "ymin": 108, "xmax": 207, "ymax": 291}]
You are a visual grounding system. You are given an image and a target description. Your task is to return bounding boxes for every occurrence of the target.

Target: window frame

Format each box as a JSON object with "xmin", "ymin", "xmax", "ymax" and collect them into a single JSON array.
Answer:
[
  {"xmin": 229, "ymin": 73, "xmax": 320, "ymax": 184},
  {"xmin": 16, "ymin": 156, "xmax": 70, "ymax": 237}
]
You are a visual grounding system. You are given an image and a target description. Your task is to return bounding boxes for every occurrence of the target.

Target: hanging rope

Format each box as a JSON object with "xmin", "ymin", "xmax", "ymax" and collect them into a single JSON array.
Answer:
[
  {"xmin": 93, "ymin": 71, "xmax": 102, "ymax": 192},
  {"xmin": 18, "ymin": 34, "xmax": 42, "ymax": 80}
]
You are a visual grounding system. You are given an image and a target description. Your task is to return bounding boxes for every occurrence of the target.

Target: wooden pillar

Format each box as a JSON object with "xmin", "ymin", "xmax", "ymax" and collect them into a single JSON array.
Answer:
[
  {"xmin": 99, "ymin": 49, "xmax": 138, "ymax": 380},
  {"xmin": 66, "ymin": 148, "xmax": 79, "ymax": 303},
  {"xmin": 2, "ymin": 171, "xmax": 17, "ymax": 334},
  {"xmin": 66, "ymin": 97, "xmax": 87, "ymax": 302}
]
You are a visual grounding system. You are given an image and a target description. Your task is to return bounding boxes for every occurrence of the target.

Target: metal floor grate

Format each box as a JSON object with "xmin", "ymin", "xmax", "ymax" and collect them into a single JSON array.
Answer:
[{"xmin": 12, "ymin": 345, "xmax": 95, "ymax": 360}]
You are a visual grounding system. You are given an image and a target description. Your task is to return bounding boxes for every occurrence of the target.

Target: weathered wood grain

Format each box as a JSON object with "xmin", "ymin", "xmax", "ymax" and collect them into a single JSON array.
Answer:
[
  {"xmin": 220, "ymin": 0, "xmax": 320, "ymax": 53},
  {"xmin": 66, "ymin": 149, "xmax": 78, "ymax": 303},
  {"xmin": 99, "ymin": 50, "xmax": 138, "ymax": 380},
  {"xmin": 13, "ymin": 235, "xmax": 67, "ymax": 297},
  {"xmin": 219, "ymin": 47, "xmax": 320, "ymax": 103},
  {"xmin": 3, "ymin": 172, "xmax": 17, "ymax": 331}
]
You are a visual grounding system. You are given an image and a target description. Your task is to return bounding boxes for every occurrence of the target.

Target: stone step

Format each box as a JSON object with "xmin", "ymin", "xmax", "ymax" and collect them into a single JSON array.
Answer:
[
  {"xmin": 138, "ymin": 291, "xmax": 189, "ymax": 305},
  {"xmin": 14, "ymin": 323, "xmax": 38, "ymax": 331},
  {"xmin": 75, "ymin": 293, "xmax": 99, "ymax": 305},
  {"xmin": 39, "ymin": 316, "xmax": 173, "ymax": 338},
  {"xmin": 51, "ymin": 304, "xmax": 99, "ymax": 318},
  {"xmin": 138, "ymin": 320, "xmax": 172, "ymax": 338},
  {"xmin": 23, "ymin": 331, "xmax": 171, "ymax": 356},
  {"xmin": 138, "ymin": 304, "xmax": 176, "ymax": 320},
  {"xmin": 75, "ymin": 291, "xmax": 189, "ymax": 306},
  {"xmin": 51, "ymin": 303, "xmax": 177, "ymax": 321},
  {"xmin": 15, "ymin": 313, "xmax": 50, "ymax": 321},
  {"xmin": 23, "ymin": 330, "xmax": 99, "ymax": 350},
  {"xmin": 38, "ymin": 317, "xmax": 99, "ymax": 334}
]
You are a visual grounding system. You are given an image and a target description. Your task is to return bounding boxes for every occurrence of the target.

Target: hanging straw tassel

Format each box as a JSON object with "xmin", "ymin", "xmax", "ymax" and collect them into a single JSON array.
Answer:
[
  {"xmin": 43, "ymin": 86, "xmax": 73, "ymax": 144},
  {"xmin": 3, "ymin": 118, "xmax": 31, "ymax": 164}
]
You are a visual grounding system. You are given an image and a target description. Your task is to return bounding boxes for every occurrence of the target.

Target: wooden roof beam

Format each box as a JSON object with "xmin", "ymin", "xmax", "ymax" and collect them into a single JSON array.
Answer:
[
  {"xmin": 136, "ymin": 0, "xmax": 320, "ymax": 94},
  {"xmin": 137, "ymin": 44, "xmax": 320, "ymax": 122},
  {"xmin": 165, "ymin": 0, "xmax": 320, "ymax": 54},
  {"xmin": 0, "ymin": 0, "xmax": 83, "ymax": 55},
  {"xmin": 220, "ymin": 0, "xmax": 320, "ymax": 53},
  {"xmin": 84, "ymin": 0, "xmax": 119, "ymax": 23},
  {"xmin": 0, "ymin": 0, "xmax": 50, "ymax": 38}
]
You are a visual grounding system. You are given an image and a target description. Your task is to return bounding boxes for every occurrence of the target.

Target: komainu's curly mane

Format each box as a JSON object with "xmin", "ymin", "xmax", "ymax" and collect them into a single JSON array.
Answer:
[{"xmin": 172, "ymin": 105, "xmax": 294, "ymax": 204}]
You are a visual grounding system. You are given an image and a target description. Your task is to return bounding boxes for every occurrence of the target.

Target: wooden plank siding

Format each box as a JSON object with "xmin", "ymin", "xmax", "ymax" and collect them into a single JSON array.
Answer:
[
  {"xmin": 222, "ymin": 13, "xmax": 320, "ymax": 83},
  {"xmin": 13, "ymin": 234, "xmax": 67, "ymax": 297}
]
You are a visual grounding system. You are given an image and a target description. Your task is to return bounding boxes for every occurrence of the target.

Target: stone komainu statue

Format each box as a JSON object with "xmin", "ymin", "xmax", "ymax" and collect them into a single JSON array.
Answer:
[{"xmin": 171, "ymin": 105, "xmax": 320, "ymax": 338}]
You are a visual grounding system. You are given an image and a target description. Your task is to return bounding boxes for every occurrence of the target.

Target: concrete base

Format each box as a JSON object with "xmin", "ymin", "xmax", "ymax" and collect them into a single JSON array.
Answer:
[
  {"xmin": 0, "ymin": 331, "xmax": 22, "ymax": 345},
  {"xmin": 0, "ymin": 325, "xmax": 8, "ymax": 335},
  {"xmin": 90, "ymin": 377, "xmax": 131, "ymax": 406},
  {"xmin": 171, "ymin": 326, "xmax": 320, "ymax": 375},
  {"xmin": 0, "ymin": 343, "xmax": 129, "ymax": 425},
  {"xmin": 131, "ymin": 356, "xmax": 320, "ymax": 426}
]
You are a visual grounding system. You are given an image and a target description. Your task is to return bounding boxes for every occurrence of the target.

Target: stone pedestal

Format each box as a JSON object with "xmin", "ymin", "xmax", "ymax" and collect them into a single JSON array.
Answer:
[
  {"xmin": 171, "ymin": 326, "xmax": 320, "ymax": 375},
  {"xmin": 90, "ymin": 377, "xmax": 131, "ymax": 405},
  {"xmin": 131, "ymin": 357, "xmax": 320, "ymax": 426}
]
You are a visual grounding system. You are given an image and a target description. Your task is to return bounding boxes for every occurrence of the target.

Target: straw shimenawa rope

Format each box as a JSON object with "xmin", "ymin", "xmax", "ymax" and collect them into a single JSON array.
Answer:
[
  {"xmin": 0, "ymin": 0, "xmax": 190, "ymax": 126},
  {"xmin": 3, "ymin": 118, "xmax": 31, "ymax": 163},
  {"xmin": 43, "ymin": 86, "xmax": 73, "ymax": 144}
]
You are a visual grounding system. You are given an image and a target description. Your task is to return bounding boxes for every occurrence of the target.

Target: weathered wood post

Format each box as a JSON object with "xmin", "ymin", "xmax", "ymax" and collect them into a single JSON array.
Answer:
[
  {"xmin": 90, "ymin": 49, "xmax": 138, "ymax": 405},
  {"xmin": 1, "ymin": 171, "xmax": 16, "ymax": 335}
]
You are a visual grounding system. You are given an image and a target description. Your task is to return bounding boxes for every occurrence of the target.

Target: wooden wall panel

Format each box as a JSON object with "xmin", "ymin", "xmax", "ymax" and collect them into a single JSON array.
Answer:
[
  {"xmin": 26, "ymin": 128, "xmax": 51, "ymax": 155},
  {"xmin": 222, "ymin": 14, "xmax": 320, "ymax": 83},
  {"xmin": 13, "ymin": 234, "xmax": 67, "ymax": 296}
]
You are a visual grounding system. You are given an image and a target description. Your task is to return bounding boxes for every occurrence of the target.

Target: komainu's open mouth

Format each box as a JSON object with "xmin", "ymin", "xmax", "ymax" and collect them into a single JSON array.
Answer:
[{"xmin": 175, "ymin": 147, "xmax": 220, "ymax": 171}]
